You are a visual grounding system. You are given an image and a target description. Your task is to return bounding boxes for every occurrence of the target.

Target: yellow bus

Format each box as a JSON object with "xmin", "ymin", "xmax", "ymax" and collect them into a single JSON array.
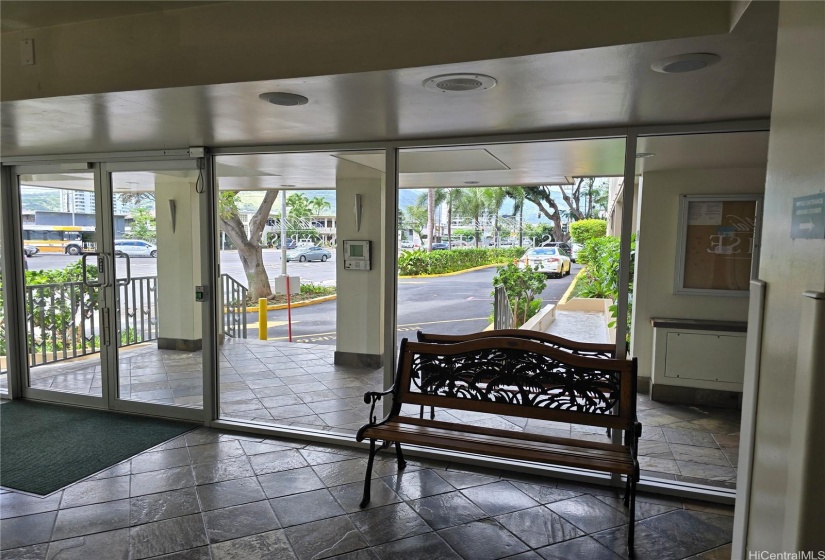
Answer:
[{"xmin": 21, "ymin": 225, "xmax": 97, "ymax": 255}]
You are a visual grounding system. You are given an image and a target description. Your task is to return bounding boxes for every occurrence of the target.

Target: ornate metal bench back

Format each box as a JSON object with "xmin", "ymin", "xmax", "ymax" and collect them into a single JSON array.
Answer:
[{"xmin": 397, "ymin": 337, "xmax": 636, "ymax": 430}]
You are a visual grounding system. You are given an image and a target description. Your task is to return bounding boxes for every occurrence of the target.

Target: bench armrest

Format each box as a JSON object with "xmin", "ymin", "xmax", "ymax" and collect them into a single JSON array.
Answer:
[{"xmin": 363, "ymin": 388, "xmax": 394, "ymax": 422}]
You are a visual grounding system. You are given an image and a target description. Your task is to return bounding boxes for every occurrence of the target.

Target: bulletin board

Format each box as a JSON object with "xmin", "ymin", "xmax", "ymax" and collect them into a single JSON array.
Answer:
[{"xmin": 674, "ymin": 195, "xmax": 761, "ymax": 296}]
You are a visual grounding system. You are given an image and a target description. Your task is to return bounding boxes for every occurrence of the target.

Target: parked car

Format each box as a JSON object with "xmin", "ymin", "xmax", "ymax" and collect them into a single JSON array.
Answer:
[
  {"xmin": 114, "ymin": 239, "xmax": 158, "ymax": 257},
  {"xmin": 286, "ymin": 246, "xmax": 332, "ymax": 262},
  {"xmin": 23, "ymin": 245, "xmax": 39, "ymax": 257},
  {"xmin": 541, "ymin": 241, "xmax": 573, "ymax": 255},
  {"xmin": 275, "ymin": 239, "xmax": 297, "ymax": 249},
  {"xmin": 431, "ymin": 242, "xmax": 449, "ymax": 250},
  {"xmin": 399, "ymin": 241, "xmax": 414, "ymax": 249},
  {"xmin": 570, "ymin": 243, "xmax": 583, "ymax": 263},
  {"xmin": 518, "ymin": 247, "xmax": 571, "ymax": 278}
]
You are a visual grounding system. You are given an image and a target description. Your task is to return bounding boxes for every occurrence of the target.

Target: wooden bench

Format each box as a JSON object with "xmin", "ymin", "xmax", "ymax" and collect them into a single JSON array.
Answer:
[{"xmin": 356, "ymin": 336, "xmax": 641, "ymax": 549}]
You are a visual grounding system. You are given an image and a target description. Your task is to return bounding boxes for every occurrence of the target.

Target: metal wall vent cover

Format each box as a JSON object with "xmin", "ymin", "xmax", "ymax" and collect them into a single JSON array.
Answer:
[{"xmin": 423, "ymin": 74, "xmax": 497, "ymax": 93}]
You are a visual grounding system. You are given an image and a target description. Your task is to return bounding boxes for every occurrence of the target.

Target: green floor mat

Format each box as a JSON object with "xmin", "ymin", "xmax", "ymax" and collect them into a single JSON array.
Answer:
[{"xmin": 0, "ymin": 400, "xmax": 196, "ymax": 496}]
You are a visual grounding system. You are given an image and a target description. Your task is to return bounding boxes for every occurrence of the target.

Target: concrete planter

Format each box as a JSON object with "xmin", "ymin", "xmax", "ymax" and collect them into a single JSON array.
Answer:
[{"xmin": 557, "ymin": 297, "xmax": 616, "ymax": 343}]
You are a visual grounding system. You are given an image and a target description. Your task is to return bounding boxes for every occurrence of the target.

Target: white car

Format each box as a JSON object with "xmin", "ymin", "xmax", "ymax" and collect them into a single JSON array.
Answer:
[
  {"xmin": 518, "ymin": 247, "xmax": 571, "ymax": 278},
  {"xmin": 114, "ymin": 239, "xmax": 158, "ymax": 258}
]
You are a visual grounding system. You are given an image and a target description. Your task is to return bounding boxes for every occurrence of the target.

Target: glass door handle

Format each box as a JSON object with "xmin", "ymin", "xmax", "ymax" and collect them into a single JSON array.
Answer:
[
  {"xmin": 116, "ymin": 253, "xmax": 131, "ymax": 287},
  {"xmin": 82, "ymin": 252, "xmax": 110, "ymax": 287}
]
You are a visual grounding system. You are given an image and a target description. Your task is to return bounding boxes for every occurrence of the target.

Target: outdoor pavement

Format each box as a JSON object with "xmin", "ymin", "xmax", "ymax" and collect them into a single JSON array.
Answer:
[{"xmin": 0, "ymin": 424, "xmax": 735, "ymax": 559}]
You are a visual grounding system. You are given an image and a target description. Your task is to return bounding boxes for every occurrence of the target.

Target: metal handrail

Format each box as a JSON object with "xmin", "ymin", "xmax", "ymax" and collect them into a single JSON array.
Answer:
[
  {"xmin": 221, "ymin": 274, "xmax": 248, "ymax": 339},
  {"xmin": 493, "ymin": 285, "xmax": 515, "ymax": 330},
  {"xmin": 17, "ymin": 273, "xmax": 249, "ymax": 367}
]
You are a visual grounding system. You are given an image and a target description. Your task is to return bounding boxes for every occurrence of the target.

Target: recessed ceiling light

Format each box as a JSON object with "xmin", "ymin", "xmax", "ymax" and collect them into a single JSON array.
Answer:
[
  {"xmin": 423, "ymin": 74, "xmax": 497, "ymax": 93},
  {"xmin": 259, "ymin": 92, "xmax": 309, "ymax": 106},
  {"xmin": 464, "ymin": 181, "xmax": 480, "ymax": 185},
  {"xmin": 280, "ymin": 184, "xmax": 296, "ymax": 188},
  {"xmin": 651, "ymin": 53, "xmax": 720, "ymax": 74},
  {"xmin": 635, "ymin": 152, "xmax": 655, "ymax": 158}
]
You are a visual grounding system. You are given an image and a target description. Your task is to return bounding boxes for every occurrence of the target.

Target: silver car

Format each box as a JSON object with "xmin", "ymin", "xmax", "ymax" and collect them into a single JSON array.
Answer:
[
  {"xmin": 114, "ymin": 239, "xmax": 158, "ymax": 258},
  {"xmin": 286, "ymin": 246, "xmax": 332, "ymax": 262}
]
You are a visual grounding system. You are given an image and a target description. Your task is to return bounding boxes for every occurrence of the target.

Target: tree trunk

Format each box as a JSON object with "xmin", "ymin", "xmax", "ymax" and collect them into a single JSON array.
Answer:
[
  {"xmin": 426, "ymin": 188, "xmax": 435, "ymax": 251},
  {"xmin": 447, "ymin": 201, "xmax": 453, "ymax": 249},
  {"xmin": 237, "ymin": 241, "xmax": 271, "ymax": 299},
  {"xmin": 218, "ymin": 190, "xmax": 279, "ymax": 301}
]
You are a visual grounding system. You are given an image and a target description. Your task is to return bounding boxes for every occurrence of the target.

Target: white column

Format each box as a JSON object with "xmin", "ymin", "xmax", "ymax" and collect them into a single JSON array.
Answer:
[
  {"xmin": 334, "ymin": 159, "xmax": 384, "ymax": 367},
  {"xmin": 155, "ymin": 175, "xmax": 202, "ymax": 350}
]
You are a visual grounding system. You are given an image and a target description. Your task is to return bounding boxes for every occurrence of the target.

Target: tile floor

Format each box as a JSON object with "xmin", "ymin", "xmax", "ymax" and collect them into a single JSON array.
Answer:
[
  {"xmin": 1, "ymin": 337, "xmax": 742, "ymax": 490},
  {"xmin": 0, "ymin": 426, "xmax": 735, "ymax": 560}
]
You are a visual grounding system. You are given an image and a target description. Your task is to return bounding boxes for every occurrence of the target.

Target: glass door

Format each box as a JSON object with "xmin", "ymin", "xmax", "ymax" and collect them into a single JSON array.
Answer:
[
  {"xmin": 15, "ymin": 168, "xmax": 106, "ymax": 405},
  {"xmin": 105, "ymin": 162, "xmax": 207, "ymax": 419}
]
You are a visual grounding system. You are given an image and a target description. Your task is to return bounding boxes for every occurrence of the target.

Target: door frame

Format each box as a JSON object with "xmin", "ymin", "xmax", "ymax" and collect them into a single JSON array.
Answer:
[{"xmin": 4, "ymin": 155, "xmax": 215, "ymax": 422}]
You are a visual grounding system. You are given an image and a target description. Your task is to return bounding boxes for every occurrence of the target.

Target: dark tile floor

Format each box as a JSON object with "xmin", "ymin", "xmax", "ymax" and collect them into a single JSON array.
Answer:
[
  {"xmin": 0, "ymin": 427, "xmax": 734, "ymax": 560},
  {"xmin": 0, "ymin": 338, "xmax": 742, "ymax": 490}
]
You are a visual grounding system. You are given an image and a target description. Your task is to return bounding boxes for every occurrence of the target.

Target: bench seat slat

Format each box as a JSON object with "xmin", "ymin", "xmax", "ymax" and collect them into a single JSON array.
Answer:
[
  {"xmin": 398, "ymin": 415, "xmax": 627, "ymax": 453},
  {"xmin": 362, "ymin": 421, "xmax": 635, "ymax": 475}
]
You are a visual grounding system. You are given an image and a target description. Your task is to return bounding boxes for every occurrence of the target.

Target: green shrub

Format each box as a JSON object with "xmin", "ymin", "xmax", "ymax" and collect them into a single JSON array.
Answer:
[
  {"xmin": 299, "ymin": 282, "xmax": 335, "ymax": 297},
  {"xmin": 398, "ymin": 248, "xmax": 525, "ymax": 276},
  {"xmin": 491, "ymin": 262, "xmax": 547, "ymax": 326},
  {"xmin": 577, "ymin": 235, "xmax": 636, "ymax": 343},
  {"xmin": 569, "ymin": 219, "xmax": 607, "ymax": 263}
]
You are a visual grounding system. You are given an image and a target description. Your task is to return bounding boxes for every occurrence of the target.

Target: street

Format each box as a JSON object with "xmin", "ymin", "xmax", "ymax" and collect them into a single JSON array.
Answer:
[{"xmin": 25, "ymin": 250, "xmax": 581, "ymax": 346}]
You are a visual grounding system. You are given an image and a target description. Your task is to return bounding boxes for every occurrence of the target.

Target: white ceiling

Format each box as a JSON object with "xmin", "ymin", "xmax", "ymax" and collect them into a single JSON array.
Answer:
[{"xmin": 1, "ymin": 1, "xmax": 777, "ymax": 166}]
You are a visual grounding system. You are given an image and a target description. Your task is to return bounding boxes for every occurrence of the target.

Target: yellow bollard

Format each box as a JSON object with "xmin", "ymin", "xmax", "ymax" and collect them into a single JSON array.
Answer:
[{"xmin": 258, "ymin": 298, "xmax": 268, "ymax": 340}]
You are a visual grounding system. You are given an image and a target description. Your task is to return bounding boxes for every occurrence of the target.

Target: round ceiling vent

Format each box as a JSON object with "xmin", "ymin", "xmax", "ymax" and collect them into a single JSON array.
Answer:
[
  {"xmin": 423, "ymin": 74, "xmax": 497, "ymax": 93},
  {"xmin": 651, "ymin": 53, "xmax": 720, "ymax": 74},
  {"xmin": 259, "ymin": 92, "xmax": 309, "ymax": 106}
]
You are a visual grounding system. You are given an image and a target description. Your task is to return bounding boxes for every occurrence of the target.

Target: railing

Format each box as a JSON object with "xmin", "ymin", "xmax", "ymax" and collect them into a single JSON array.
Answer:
[
  {"xmin": 493, "ymin": 285, "xmax": 515, "ymax": 330},
  {"xmin": 116, "ymin": 276, "xmax": 158, "ymax": 347},
  {"xmin": 18, "ymin": 273, "xmax": 248, "ymax": 368},
  {"xmin": 25, "ymin": 280, "xmax": 103, "ymax": 366},
  {"xmin": 221, "ymin": 274, "xmax": 248, "ymax": 339}
]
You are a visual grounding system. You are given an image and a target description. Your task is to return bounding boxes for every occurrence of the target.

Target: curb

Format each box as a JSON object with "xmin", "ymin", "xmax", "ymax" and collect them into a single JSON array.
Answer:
[
  {"xmin": 243, "ymin": 294, "xmax": 337, "ymax": 313},
  {"xmin": 399, "ymin": 263, "xmax": 504, "ymax": 279},
  {"xmin": 559, "ymin": 267, "xmax": 586, "ymax": 305}
]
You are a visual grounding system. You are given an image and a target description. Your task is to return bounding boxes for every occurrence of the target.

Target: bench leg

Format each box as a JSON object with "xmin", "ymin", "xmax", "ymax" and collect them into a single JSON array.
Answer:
[
  {"xmin": 623, "ymin": 476, "xmax": 631, "ymax": 507},
  {"xmin": 360, "ymin": 439, "xmax": 378, "ymax": 508},
  {"xmin": 394, "ymin": 441, "xmax": 407, "ymax": 470},
  {"xmin": 627, "ymin": 476, "xmax": 637, "ymax": 553}
]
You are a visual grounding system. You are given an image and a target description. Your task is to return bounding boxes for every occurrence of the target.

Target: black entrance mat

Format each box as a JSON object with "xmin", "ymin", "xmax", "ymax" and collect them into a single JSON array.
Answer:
[{"xmin": 0, "ymin": 400, "xmax": 196, "ymax": 495}]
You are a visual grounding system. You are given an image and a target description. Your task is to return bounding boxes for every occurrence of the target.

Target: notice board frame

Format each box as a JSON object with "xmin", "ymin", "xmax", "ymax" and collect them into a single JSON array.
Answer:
[{"xmin": 674, "ymin": 194, "xmax": 762, "ymax": 297}]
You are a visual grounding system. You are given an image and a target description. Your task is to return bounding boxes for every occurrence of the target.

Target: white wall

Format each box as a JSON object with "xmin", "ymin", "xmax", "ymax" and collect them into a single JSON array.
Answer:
[
  {"xmin": 335, "ymin": 160, "xmax": 384, "ymax": 362},
  {"xmin": 743, "ymin": 0, "xmax": 825, "ymax": 553},
  {"xmin": 632, "ymin": 168, "xmax": 766, "ymax": 380},
  {"xmin": 155, "ymin": 177, "xmax": 202, "ymax": 344}
]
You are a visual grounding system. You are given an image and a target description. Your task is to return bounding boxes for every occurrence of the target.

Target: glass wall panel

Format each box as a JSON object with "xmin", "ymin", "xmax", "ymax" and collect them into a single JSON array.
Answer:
[
  {"xmin": 215, "ymin": 150, "xmax": 385, "ymax": 435},
  {"xmin": 17, "ymin": 173, "xmax": 104, "ymax": 397},
  {"xmin": 110, "ymin": 169, "xmax": 204, "ymax": 409}
]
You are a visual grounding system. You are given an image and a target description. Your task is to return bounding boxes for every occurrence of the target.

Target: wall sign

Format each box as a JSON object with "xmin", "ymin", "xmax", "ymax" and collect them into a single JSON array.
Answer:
[
  {"xmin": 791, "ymin": 193, "xmax": 825, "ymax": 239},
  {"xmin": 674, "ymin": 194, "xmax": 762, "ymax": 297}
]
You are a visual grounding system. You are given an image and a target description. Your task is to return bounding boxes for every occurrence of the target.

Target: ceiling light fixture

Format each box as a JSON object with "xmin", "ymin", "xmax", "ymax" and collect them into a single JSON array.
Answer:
[
  {"xmin": 635, "ymin": 153, "xmax": 655, "ymax": 158},
  {"xmin": 464, "ymin": 181, "xmax": 480, "ymax": 185},
  {"xmin": 280, "ymin": 184, "xmax": 296, "ymax": 188},
  {"xmin": 651, "ymin": 53, "xmax": 720, "ymax": 74},
  {"xmin": 423, "ymin": 74, "xmax": 497, "ymax": 93},
  {"xmin": 259, "ymin": 92, "xmax": 309, "ymax": 106}
]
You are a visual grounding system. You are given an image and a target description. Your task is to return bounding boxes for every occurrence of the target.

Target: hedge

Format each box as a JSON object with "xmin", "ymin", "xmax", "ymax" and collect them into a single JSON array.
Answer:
[{"xmin": 398, "ymin": 247, "xmax": 525, "ymax": 276}]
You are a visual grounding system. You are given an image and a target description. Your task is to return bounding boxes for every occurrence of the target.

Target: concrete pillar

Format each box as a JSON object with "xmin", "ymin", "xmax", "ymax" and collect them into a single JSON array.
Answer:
[
  {"xmin": 155, "ymin": 175, "xmax": 202, "ymax": 351},
  {"xmin": 334, "ymin": 160, "xmax": 384, "ymax": 368}
]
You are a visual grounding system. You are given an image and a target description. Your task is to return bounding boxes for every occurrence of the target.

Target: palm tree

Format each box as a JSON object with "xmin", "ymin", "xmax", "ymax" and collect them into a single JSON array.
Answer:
[
  {"xmin": 309, "ymin": 196, "xmax": 331, "ymax": 217},
  {"xmin": 456, "ymin": 188, "xmax": 488, "ymax": 247},
  {"xmin": 286, "ymin": 193, "xmax": 312, "ymax": 219},
  {"xmin": 504, "ymin": 186, "xmax": 526, "ymax": 246},
  {"xmin": 482, "ymin": 188, "xmax": 507, "ymax": 247},
  {"xmin": 445, "ymin": 188, "xmax": 465, "ymax": 248}
]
